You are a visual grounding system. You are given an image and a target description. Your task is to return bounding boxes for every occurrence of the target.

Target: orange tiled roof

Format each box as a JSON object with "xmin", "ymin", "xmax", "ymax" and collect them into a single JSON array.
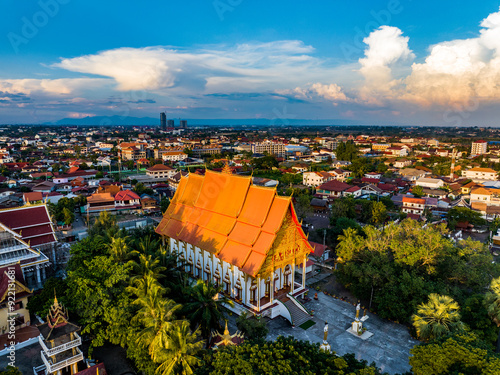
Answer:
[
  {"xmin": 155, "ymin": 170, "xmax": 312, "ymax": 277},
  {"xmin": 87, "ymin": 192, "xmax": 115, "ymax": 203}
]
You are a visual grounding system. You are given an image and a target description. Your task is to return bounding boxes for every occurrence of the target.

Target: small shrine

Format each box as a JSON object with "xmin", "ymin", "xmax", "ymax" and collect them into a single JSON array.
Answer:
[
  {"xmin": 209, "ymin": 321, "xmax": 244, "ymax": 348},
  {"xmin": 36, "ymin": 296, "xmax": 84, "ymax": 375}
]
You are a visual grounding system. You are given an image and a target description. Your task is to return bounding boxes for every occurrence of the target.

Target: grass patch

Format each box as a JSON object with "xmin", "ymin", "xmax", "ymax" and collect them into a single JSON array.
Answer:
[{"xmin": 299, "ymin": 320, "xmax": 316, "ymax": 330}]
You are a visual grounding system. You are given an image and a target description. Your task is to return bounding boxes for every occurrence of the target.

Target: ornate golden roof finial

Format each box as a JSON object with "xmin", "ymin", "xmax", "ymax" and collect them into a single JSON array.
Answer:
[
  {"xmin": 54, "ymin": 289, "xmax": 58, "ymax": 307},
  {"xmin": 222, "ymin": 159, "xmax": 232, "ymax": 175}
]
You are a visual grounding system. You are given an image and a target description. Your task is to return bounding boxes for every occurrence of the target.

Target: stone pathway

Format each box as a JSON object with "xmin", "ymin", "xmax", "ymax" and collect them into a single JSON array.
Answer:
[{"xmin": 266, "ymin": 292, "xmax": 418, "ymax": 374}]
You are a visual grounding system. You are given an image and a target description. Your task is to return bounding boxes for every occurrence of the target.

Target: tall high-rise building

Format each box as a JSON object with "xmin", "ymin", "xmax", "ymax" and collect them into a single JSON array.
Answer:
[
  {"xmin": 180, "ymin": 120, "xmax": 187, "ymax": 129},
  {"xmin": 471, "ymin": 140, "xmax": 487, "ymax": 155},
  {"xmin": 167, "ymin": 119, "xmax": 174, "ymax": 128},
  {"xmin": 160, "ymin": 112, "xmax": 167, "ymax": 130}
]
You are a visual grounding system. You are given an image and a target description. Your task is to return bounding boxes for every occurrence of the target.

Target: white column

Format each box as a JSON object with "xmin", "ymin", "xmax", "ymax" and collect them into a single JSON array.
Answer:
[
  {"xmin": 291, "ymin": 261, "xmax": 295, "ymax": 294},
  {"xmin": 257, "ymin": 276, "xmax": 261, "ymax": 312},
  {"xmin": 270, "ymin": 271, "xmax": 275, "ymax": 302},
  {"xmin": 302, "ymin": 255, "xmax": 307, "ymax": 288},
  {"xmin": 36, "ymin": 266, "xmax": 41, "ymax": 284}
]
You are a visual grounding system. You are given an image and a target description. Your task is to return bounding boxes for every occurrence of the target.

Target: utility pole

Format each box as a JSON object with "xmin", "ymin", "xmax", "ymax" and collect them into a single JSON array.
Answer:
[{"xmin": 323, "ymin": 228, "xmax": 327, "ymax": 263}]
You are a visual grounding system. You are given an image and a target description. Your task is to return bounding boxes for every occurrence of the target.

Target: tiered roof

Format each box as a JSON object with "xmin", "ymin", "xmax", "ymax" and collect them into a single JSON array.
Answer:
[
  {"xmin": 0, "ymin": 205, "xmax": 57, "ymax": 247},
  {"xmin": 156, "ymin": 171, "xmax": 312, "ymax": 277},
  {"xmin": 0, "ymin": 222, "xmax": 48, "ymax": 267},
  {"xmin": 38, "ymin": 296, "xmax": 80, "ymax": 341}
]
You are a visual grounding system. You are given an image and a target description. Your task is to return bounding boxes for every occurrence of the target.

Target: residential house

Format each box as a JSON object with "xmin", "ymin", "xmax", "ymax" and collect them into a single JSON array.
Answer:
[
  {"xmin": 32, "ymin": 181, "xmax": 55, "ymax": 194},
  {"xmin": 463, "ymin": 167, "xmax": 498, "ymax": 183},
  {"xmin": 302, "ymin": 171, "xmax": 332, "ymax": 187},
  {"xmin": 362, "ymin": 184, "xmax": 383, "ymax": 197},
  {"xmin": 402, "ymin": 196, "xmax": 426, "ymax": 216},
  {"xmin": 146, "ymin": 164, "xmax": 177, "ymax": 180},
  {"xmin": 316, "ymin": 180, "xmax": 352, "ymax": 198},
  {"xmin": 470, "ymin": 187, "xmax": 500, "ymax": 207},
  {"xmin": 23, "ymin": 192, "xmax": 43, "ymax": 205},
  {"xmin": 115, "ymin": 190, "xmax": 141, "ymax": 210},
  {"xmin": 415, "ymin": 177, "xmax": 445, "ymax": 189},
  {"xmin": 394, "ymin": 159, "xmax": 412, "ymax": 168},
  {"xmin": 141, "ymin": 194, "xmax": 159, "ymax": 212},
  {"xmin": 344, "ymin": 185, "xmax": 362, "ymax": 197},
  {"xmin": 86, "ymin": 193, "xmax": 116, "ymax": 213},
  {"xmin": 399, "ymin": 168, "xmax": 428, "ymax": 181},
  {"xmin": 386, "ymin": 146, "xmax": 408, "ymax": 157},
  {"xmin": 162, "ymin": 151, "xmax": 188, "ymax": 162},
  {"xmin": 329, "ymin": 169, "xmax": 351, "ymax": 181},
  {"xmin": 461, "ymin": 181, "xmax": 483, "ymax": 195},
  {"xmin": 331, "ymin": 160, "xmax": 352, "ymax": 169}
]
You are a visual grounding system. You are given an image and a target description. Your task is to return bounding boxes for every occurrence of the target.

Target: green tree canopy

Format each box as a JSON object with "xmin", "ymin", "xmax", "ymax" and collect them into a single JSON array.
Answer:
[
  {"xmin": 196, "ymin": 336, "xmax": 385, "ymax": 375},
  {"xmin": 410, "ymin": 332, "xmax": 500, "ymax": 375},
  {"xmin": 412, "ymin": 294, "xmax": 463, "ymax": 341}
]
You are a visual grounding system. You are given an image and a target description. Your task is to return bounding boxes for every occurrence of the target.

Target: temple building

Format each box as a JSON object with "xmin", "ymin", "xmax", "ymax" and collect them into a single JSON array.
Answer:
[
  {"xmin": 0, "ymin": 221, "xmax": 49, "ymax": 289},
  {"xmin": 155, "ymin": 170, "xmax": 313, "ymax": 324},
  {"xmin": 0, "ymin": 204, "xmax": 57, "ymax": 288},
  {"xmin": 36, "ymin": 297, "xmax": 84, "ymax": 375},
  {"xmin": 0, "ymin": 263, "xmax": 32, "ymax": 334}
]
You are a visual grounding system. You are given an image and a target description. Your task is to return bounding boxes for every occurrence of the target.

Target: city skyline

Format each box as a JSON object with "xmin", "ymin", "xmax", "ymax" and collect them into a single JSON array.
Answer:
[{"xmin": 1, "ymin": 1, "xmax": 500, "ymax": 125}]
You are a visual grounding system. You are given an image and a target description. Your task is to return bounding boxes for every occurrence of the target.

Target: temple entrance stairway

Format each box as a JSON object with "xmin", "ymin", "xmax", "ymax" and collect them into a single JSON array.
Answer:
[{"xmin": 280, "ymin": 296, "xmax": 311, "ymax": 326}]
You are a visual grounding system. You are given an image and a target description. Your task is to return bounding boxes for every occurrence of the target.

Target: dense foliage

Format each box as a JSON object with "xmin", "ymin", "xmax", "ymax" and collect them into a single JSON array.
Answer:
[
  {"xmin": 196, "ymin": 336, "xmax": 386, "ymax": 375},
  {"xmin": 335, "ymin": 219, "xmax": 498, "ymax": 330},
  {"xmin": 410, "ymin": 332, "xmax": 500, "ymax": 375}
]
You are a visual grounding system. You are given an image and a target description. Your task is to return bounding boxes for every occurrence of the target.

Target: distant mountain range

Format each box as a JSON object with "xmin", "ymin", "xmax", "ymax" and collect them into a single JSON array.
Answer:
[{"xmin": 43, "ymin": 115, "xmax": 364, "ymax": 126}]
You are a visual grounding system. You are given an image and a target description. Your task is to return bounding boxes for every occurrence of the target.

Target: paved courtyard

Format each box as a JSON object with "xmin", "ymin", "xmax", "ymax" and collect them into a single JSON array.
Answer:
[{"xmin": 266, "ymin": 292, "xmax": 418, "ymax": 374}]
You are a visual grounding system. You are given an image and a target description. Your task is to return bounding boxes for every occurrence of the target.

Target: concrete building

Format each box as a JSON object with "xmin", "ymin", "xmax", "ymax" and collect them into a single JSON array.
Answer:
[
  {"xmin": 161, "ymin": 151, "xmax": 188, "ymax": 162},
  {"xmin": 160, "ymin": 112, "xmax": 166, "ymax": 130},
  {"xmin": 415, "ymin": 177, "xmax": 445, "ymax": 189},
  {"xmin": 251, "ymin": 141, "xmax": 286, "ymax": 157},
  {"xmin": 146, "ymin": 164, "xmax": 177, "ymax": 180},
  {"xmin": 471, "ymin": 140, "xmax": 487, "ymax": 156},
  {"xmin": 463, "ymin": 167, "xmax": 498, "ymax": 183}
]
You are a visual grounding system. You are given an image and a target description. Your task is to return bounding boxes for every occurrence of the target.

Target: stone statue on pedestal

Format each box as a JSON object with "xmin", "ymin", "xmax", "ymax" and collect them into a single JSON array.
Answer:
[
  {"xmin": 319, "ymin": 321, "xmax": 331, "ymax": 352},
  {"xmin": 352, "ymin": 301, "xmax": 363, "ymax": 334}
]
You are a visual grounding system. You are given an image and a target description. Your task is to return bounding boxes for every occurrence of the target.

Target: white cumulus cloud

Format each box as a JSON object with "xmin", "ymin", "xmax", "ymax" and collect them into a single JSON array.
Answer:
[{"xmin": 403, "ymin": 7, "xmax": 500, "ymax": 106}]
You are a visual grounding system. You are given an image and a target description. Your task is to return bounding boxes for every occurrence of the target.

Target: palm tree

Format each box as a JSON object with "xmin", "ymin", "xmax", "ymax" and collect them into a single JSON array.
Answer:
[
  {"xmin": 336, "ymin": 227, "xmax": 362, "ymax": 262},
  {"xmin": 127, "ymin": 274, "xmax": 164, "ymax": 302},
  {"xmin": 131, "ymin": 281, "xmax": 181, "ymax": 351},
  {"xmin": 151, "ymin": 320, "xmax": 204, "ymax": 375},
  {"xmin": 412, "ymin": 293, "xmax": 463, "ymax": 341},
  {"xmin": 484, "ymin": 276, "xmax": 500, "ymax": 352},
  {"xmin": 182, "ymin": 279, "xmax": 233, "ymax": 339},
  {"xmin": 134, "ymin": 234, "xmax": 161, "ymax": 256},
  {"xmin": 108, "ymin": 236, "xmax": 130, "ymax": 264},
  {"xmin": 129, "ymin": 253, "xmax": 166, "ymax": 282}
]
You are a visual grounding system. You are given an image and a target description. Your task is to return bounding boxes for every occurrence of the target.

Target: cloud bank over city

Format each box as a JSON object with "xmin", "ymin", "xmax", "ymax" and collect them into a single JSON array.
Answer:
[{"xmin": 1, "ymin": 3, "xmax": 500, "ymax": 125}]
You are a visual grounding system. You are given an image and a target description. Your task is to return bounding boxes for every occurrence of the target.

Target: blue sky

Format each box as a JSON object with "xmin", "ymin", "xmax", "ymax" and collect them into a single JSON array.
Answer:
[{"xmin": 1, "ymin": 0, "xmax": 500, "ymax": 125}]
